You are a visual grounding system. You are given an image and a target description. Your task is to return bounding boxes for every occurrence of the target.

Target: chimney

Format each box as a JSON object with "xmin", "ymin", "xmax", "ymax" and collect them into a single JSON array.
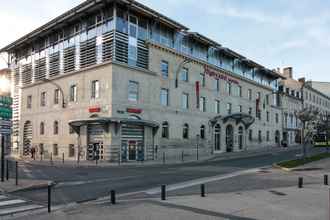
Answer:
[
  {"xmin": 298, "ymin": 77, "xmax": 306, "ymax": 84},
  {"xmin": 282, "ymin": 67, "xmax": 293, "ymax": 79}
]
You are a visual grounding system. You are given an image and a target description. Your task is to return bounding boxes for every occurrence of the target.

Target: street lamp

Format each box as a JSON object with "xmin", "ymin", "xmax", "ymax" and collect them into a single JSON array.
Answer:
[
  {"xmin": 42, "ymin": 79, "xmax": 66, "ymax": 108},
  {"xmin": 175, "ymin": 58, "xmax": 192, "ymax": 88}
]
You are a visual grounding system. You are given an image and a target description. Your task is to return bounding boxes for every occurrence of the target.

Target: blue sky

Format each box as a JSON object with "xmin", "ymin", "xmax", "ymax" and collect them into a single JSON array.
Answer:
[{"xmin": 0, "ymin": 0, "xmax": 329, "ymax": 81}]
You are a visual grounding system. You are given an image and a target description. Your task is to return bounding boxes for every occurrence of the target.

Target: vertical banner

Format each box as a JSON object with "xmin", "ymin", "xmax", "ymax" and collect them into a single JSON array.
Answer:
[{"xmin": 196, "ymin": 81, "xmax": 200, "ymax": 109}]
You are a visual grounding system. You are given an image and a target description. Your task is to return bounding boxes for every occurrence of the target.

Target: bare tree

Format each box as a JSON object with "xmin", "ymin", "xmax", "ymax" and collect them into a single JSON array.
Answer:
[{"xmin": 296, "ymin": 108, "xmax": 320, "ymax": 158}]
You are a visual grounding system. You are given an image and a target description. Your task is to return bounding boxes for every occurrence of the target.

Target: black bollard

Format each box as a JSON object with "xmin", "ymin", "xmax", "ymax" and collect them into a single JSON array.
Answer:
[
  {"xmin": 48, "ymin": 182, "xmax": 52, "ymax": 213},
  {"xmin": 201, "ymin": 184, "xmax": 205, "ymax": 197},
  {"xmin": 161, "ymin": 185, "xmax": 166, "ymax": 200},
  {"xmin": 181, "ymin": 151, "xmax": 184, "ymax": 162},
  {"xmin": 62, "ymin": 153, "xmax": 64, "ymax": 164},
  {"xmin": 6, "ymin": 160, "xmax": 9, "ymax": 180},
  {"xmin": 162, "ymin": 152, "xmax": 165, "ymax": 165},
  {"xmin": 110, "ymin": 190, "xmax": 116, "ymax": 204},
  {"xmin": 15, "ymin": 161, "xmax": 18, "ymax": 186},
  {"xmin": 298, "ymin": 177, "xmax": 303, "ymax": 188},
  {"xmin": 324, "ymin": 175, "xmax": 328, "ymax": 185}
]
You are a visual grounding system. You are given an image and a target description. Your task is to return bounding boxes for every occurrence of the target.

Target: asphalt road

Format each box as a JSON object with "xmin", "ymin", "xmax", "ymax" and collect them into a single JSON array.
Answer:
[{"xmin": 10, "ymin": 147, "xmax": 324, "ymax": 206}]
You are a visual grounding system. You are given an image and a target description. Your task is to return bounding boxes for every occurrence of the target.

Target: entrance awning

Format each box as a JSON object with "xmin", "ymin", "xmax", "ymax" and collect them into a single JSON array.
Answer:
[
  {"xmin": 210, "ymin": 113, "xmax": 255, "ymax": 129},
  {"xmin": 69, "ymin": 117, "xmax": 160, "ymax": 133}
]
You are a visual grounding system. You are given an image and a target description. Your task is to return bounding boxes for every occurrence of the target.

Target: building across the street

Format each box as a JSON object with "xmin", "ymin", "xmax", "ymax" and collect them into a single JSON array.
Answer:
[
  {"xmin": 0, "ymin": 68, "xmax": 12, "ymax": 156},
  {"xmin": 1, "ymin": 0, "xmax": 329, "ymax": 162}
]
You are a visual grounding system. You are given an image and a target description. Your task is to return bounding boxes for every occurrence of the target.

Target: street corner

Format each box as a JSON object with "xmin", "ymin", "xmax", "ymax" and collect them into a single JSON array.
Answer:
[{"xmin": 0, "ymin": 179, "xmax": 51, "ymax": 193}]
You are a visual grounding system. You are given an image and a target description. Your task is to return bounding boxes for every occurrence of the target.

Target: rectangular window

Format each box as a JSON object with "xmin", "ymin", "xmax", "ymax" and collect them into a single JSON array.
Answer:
[
  {"xmin": 91, "ymin": 80, "xmax": 100, "ymax": 99},
  {"xmin": 69, "ymin": 144, "xmax": 75, "ymax": 157},
  {"xmin": 181, "ymin": 93, "xmax": 189, "ymax": 109},
  {"xmin": 40, "ymin": 92, "xmax": 46, "ymax": 107},
  {"xmin": 248, "ymin": 89, "xmax": 252, "ymax": 100},
  {"xmin": 266, "ymin": 131, "xmax": 270, "ymax": 142},
  {"xmin": 160, "ymin": 88, "xmax": 169, "ymax": 106},
  {"xmin": 226, "ymin": 82, "xmax": 231, "ymax": 95},
  {"xmin": 258, "ymin": 130, "xmax": 262, "ymax": 142},
  {"xmin": 266, "ymin": 111, "xmax": 270, "ymax": 122},
  {"xmin": 128, "ymin": 81, "xmax": 139, "ymax": 102},
  {"xmin": 215, "ymin": 100, "xmax": 220, "ymax": 114},
  {"xmin": 214, "ymin": 79, "xmax": 220, "ymax": 92},
  {"xmin": 200, "ymin": 96, "xmax": 206, "ymax": 112},
  {"xmin": 161, "ymin": 61, "xmax": 169, "ymax": 79},
  {"xmin": 27, "ymin": 95, "xmax": 32, "ymax": 109},
  {"xmin": 266, "ymin": 95, "xmax": 269, "ymax": 105},
  {"xmin": 200, "ymin": 73, "xmax": 206, "ymax": 87},
  {"xmin": 238, "ymin": 86, "xmax": 242, "ymax": 97},
  {"xmin": 54, "ymin": 89, "xmax": 59, "ymax": 105},
  {"xmin": 180, "ymin": 67, "xmax": 189, "ymax": 82},
  {"xmin": 248, "ymin": 107, "xmax": 252, "ymax": 115},
  {"xmin": 53, "ymin": 144, "xmax": 58, "ymax": 156},
  {"xmin": 227, "ymin": 103, "xmax": 232, "ymax": 114},
  {"xmin": 69, "ymin": 85, "xmax": 77, "ymax": 102}
]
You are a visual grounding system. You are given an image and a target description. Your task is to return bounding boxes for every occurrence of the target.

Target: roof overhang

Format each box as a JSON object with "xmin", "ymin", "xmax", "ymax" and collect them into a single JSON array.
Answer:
[
  {"xmin": 210, "ymin": 113, "xmax": 255, "ymax": 129},
  {"xmin": 0, "ymin": 0, "xmax": 188, "ymax": 53},
  {"xmin": 69, "ymin": 117, "xmax": 160, "ymax": 129}
]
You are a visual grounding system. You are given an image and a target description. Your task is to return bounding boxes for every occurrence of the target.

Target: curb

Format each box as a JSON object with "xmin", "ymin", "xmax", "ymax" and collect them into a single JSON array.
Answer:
[
  {"xmin": 0, "ymin": 182, "xmax": 52, "ymax": 193},
  {"xmin": 272, "ymin": 162, "xmax": 292, "ymax": 172}
]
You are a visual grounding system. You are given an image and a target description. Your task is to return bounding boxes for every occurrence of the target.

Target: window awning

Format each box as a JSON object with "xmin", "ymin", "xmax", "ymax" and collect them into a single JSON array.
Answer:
[{"xmin": 69, "ymin": 117, "xmax": 159, "ymax": 131}]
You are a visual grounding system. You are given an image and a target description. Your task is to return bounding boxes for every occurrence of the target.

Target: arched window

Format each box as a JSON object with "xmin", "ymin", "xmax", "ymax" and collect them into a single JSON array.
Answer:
[
  {"xmin": 162, "ymin": 121, "xmax": 169, "ymax": 138},
  {"xmin": 54, "ymin": 121, "xmax": 59, "ymax": 135},
  {"xmin": 40, "ymin": 122, "xmax": 45, "ymax": 135},
  {"xmin": 200, "ymin": 125, "xmax": 205, "ymax": 139},
  {"xmin": 183, "ymin": 123, "xmax": 189, "ymax": 139}
]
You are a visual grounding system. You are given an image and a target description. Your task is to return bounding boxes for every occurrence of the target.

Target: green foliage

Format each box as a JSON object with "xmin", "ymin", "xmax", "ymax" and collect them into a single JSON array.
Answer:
[{"xmin": 278, "ymin": 153, "xmax": 330, "ymax": 168}]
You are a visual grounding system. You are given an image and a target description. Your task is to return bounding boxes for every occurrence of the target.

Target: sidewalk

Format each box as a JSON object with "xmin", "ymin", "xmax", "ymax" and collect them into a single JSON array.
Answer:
[
  {"xmin": 11, "ymin": 145, "xmax": 303, "ymax": 168},
  {"xmin": 0, "ymin": 179, "xmax": 50, "ymax": 193}
]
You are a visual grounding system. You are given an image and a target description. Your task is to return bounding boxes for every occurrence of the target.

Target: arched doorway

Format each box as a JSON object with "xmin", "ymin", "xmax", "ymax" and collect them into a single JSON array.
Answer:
[
  {"xmin": 214, "ymin": 124, "xmax": 221, "ymax": 151},
  {"xmin": 23, "ymin": 121, "xmax": 32, "ymax": 156},
  {"xmin": 226, "ymin": 125, "xmax": 234, "ymax": 152},
  {"xmin": 275, "ymin": 130, "xmax": 280, "ymax": 145},
  {"xmin": 238, "ymin": 126, "xmax": 244, "ymax": 150}
]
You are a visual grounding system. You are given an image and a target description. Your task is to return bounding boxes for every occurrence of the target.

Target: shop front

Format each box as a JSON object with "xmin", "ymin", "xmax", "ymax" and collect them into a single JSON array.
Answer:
[{"xmin": 69, "ymin": 117, "xmax": 159, "ymax": 162}]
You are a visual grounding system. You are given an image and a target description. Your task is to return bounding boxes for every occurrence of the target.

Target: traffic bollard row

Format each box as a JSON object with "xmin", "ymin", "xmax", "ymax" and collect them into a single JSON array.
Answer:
[{"xmin": 111, "ymin": 190, "xmax": 116, "ymax": 204}]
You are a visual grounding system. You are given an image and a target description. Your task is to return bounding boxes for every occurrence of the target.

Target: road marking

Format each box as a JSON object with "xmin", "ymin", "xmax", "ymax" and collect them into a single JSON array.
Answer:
[
  {"xmin": 145, "ymin": 168, "xmax": 263, "ymax": 195},
  {"xmin": 0, "ymin": 204, "xmax": 44, "ymax": 216},
  {"xmin": 20, "ymin": 163, "xmax": 33, "ymax": 178},
  {"xmin": 56, "ymin": 175, "xmax": 141, "ymax": 188},
  {"xmin": 0, "ymin": 196, "xmax": 8, "ymax": 200},
  {"xmin": 0, "ymin": 199, "xmax": 26, "ymax": 207}
]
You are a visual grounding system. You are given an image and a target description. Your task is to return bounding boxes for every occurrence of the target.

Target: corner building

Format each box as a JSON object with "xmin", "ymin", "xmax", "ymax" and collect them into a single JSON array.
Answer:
[{"xmin": 2, "ymin": 0, "xmax": 284, "ymax": 162}]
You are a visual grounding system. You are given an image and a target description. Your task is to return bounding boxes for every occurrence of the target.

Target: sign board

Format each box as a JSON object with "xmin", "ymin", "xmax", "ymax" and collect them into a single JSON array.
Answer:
[
  {"xmin": 127, "ymin": 108, "xmax": 142, "ymax": 114},
  {"xmin": 204, "ymin": 66, "xmax": 239, "ymax": 85}
]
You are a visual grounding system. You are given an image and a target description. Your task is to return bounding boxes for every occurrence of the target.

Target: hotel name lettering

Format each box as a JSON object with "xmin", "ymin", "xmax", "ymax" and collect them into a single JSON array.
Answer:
[{"xmin": 204, "ymin": 66, "xmax": 239, "ymax": 85}]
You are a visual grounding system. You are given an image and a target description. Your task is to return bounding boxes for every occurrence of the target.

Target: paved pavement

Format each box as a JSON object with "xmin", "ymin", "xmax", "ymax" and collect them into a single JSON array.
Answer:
[
  {"xmin": 6, "ymin": 146, "xmax": 324, "ymax": 206},
  {"xmin": 7, "ymin": 154, "xmax": 330, "ymax": 220},
  {"xmin": 0, "ymin": 193, "xmax": 44, "ymax": 218}
]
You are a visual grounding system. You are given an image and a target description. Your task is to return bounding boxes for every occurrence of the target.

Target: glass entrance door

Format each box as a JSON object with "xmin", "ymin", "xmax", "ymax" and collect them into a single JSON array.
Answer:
[{"xmin": 128, "ymin": 141, "xmax": 137, "ymax": 161}]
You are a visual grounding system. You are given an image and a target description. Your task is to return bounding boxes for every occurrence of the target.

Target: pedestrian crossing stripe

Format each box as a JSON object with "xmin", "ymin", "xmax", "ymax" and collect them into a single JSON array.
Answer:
[{"xmin": 0, "ymin": 194, "xmax": 44, "ymax": 216}]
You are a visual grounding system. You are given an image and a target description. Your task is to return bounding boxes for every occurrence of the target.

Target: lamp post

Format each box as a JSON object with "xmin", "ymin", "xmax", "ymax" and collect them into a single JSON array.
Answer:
[{"xmin": 175, "ymin": 58, "xmax": 192, "ymax": 88}]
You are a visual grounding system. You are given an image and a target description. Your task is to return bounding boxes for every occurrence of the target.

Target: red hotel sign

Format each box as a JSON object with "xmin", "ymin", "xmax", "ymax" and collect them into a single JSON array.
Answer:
[
  {"xmin": 204, "ymin": 66, "xmax": 239, "ymax": 85},
  {"xmin": 89, "ymin": 107, "xmax": 101, "ymax": 113},
  {"xmin": 127, "ymin": 108, "xmax": 143, "ymax": 114}
]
